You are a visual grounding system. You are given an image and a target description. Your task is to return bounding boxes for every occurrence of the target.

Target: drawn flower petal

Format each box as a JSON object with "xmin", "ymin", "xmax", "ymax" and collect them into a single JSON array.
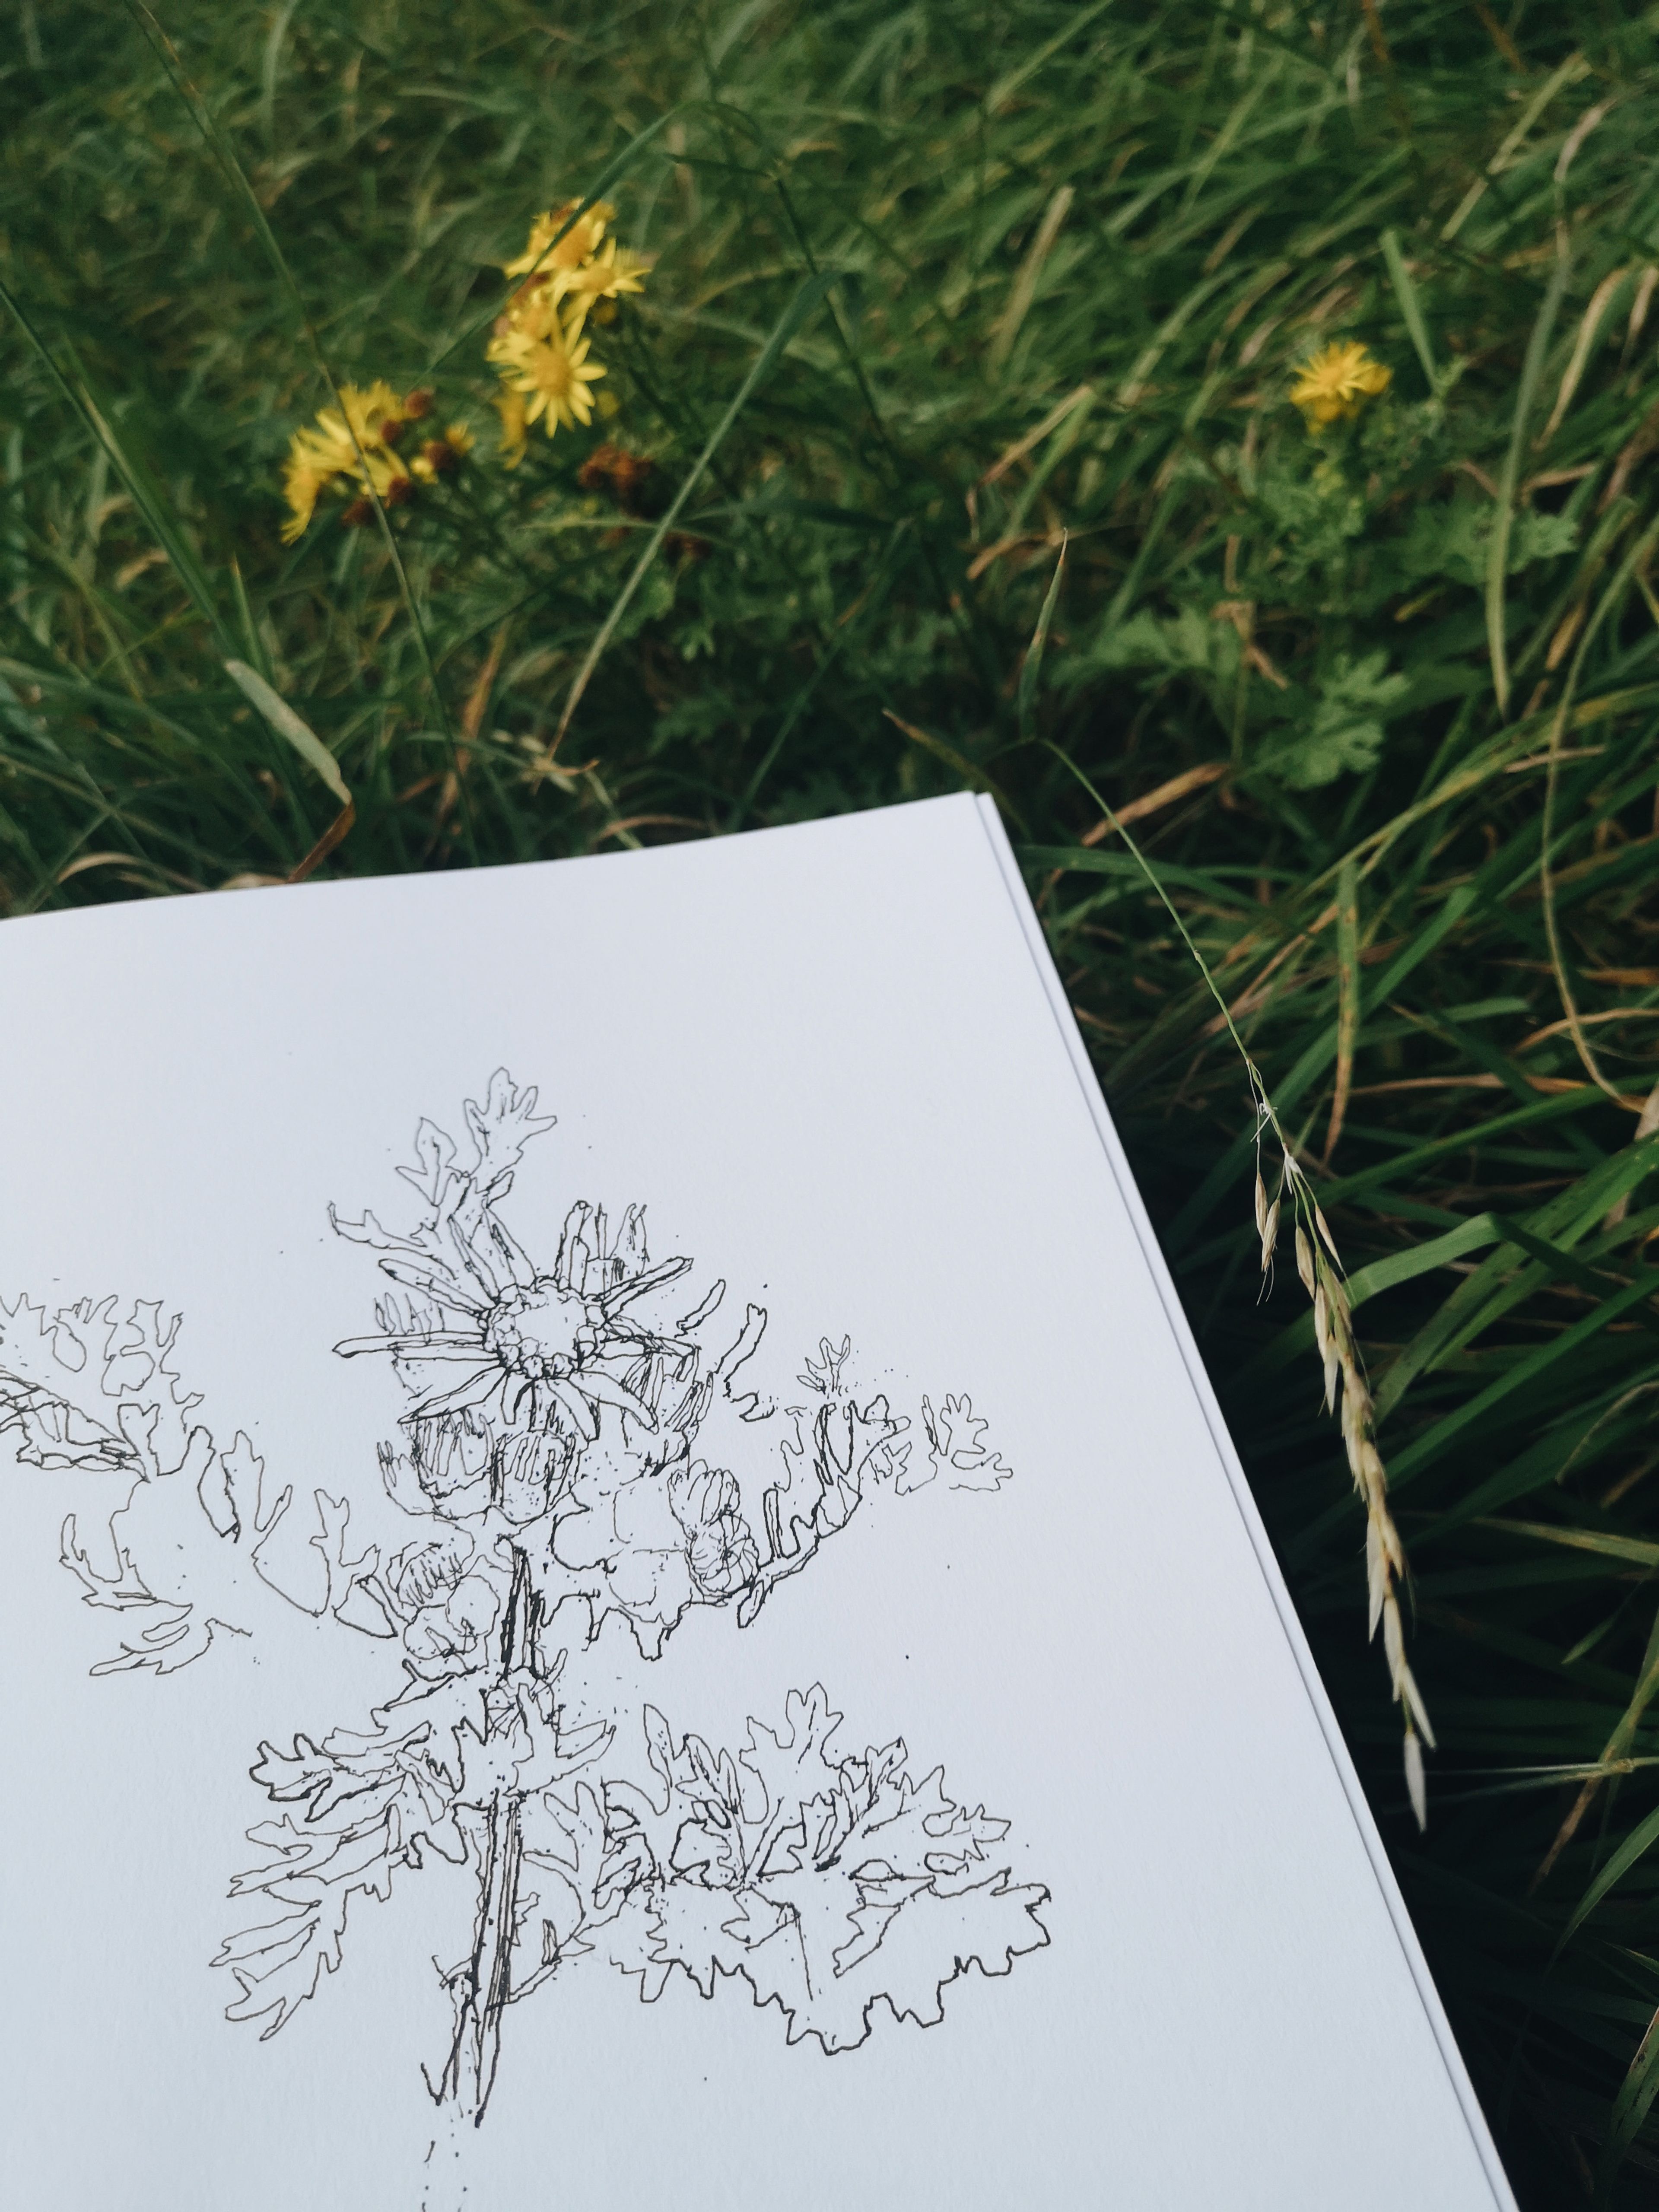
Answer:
[
  {"xmin": 597, "ymin": 1255, "xmax": 693, "ymax": 1312},
  {"xmin": 548, "ymin": 1378, "xmax": 601, "ymax": 1441},
  {"xmin": 333, "ymin": 1332, "xmax": 485, "ymax": 1360},
  {"xmin": 405, "ymin": 1366, "xmax": 506, "ymax": 1422},
  {"xmin": 575, "ymin": 1369, "xmax": 658, "ymax": 1430},
  {"xmin": 372, "ymin": 1256, "xmax": 486, "ymax": 1316}
]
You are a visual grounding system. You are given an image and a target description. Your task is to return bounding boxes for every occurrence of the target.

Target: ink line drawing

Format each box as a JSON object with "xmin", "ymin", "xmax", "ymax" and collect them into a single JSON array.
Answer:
[{"xmin": 0, "ymin": 1071, "xmax": 1049, "ymax": 2191}]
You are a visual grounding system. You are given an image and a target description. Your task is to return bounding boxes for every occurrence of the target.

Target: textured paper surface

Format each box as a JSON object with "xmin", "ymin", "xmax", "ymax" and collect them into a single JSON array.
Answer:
[{"xmin": 0, "ymin": 795, "xmax": 1511, "ymax": 2209}]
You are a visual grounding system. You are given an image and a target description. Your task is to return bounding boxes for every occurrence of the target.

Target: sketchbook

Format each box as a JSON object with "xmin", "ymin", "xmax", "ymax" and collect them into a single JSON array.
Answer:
[{"xmin": 0, "ymin": 793, "xmax": 1512, "ymax": 2212}]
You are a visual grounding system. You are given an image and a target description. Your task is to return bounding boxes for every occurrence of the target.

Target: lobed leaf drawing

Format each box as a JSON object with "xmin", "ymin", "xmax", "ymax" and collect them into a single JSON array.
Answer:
[
  {"xmin": 1, "ymin": 1292, "xmax": 391, "ymax": 1671},
  {"xmin": 594, "ymin": 1686, "xmax": 1049, "ymax": 2050}
]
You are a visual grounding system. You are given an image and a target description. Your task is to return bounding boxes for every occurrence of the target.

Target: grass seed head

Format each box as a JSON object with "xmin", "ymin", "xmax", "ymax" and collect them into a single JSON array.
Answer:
[
  {"xmin": 1313, "ymin": 1202, "xmax": 1341, "ymax": 1266},
  {"xmin": 1403, "ymin": 1729, "xmax": 1426, "ymax": 1833},
  {"xmin": 1382, "ymin": 1587, "xmax": 1406, "ymax": 1679},
  {"xmin": 1259, "ymin": 1196, "xmax": 1279, "ymax": 1272}
]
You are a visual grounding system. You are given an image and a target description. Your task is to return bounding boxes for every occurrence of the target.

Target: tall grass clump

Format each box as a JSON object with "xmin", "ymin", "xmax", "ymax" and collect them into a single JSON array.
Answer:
[{"xmin": 6, "ymin": 1, "xmax": 1659, "ymax": 2199}]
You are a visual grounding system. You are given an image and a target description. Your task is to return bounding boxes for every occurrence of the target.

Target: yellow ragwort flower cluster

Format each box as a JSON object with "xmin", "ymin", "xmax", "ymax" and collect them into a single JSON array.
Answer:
[
  {"xmin": 281, "ymin": 383, "xmax": 472, "ymax": 543},
  {"xmin": 487, "ymin": 202, "xmax": 654, "ymax": 467},
  {"xmin": 1289, "ymin": 340, "xmax": 1391, "ymax": 430}
]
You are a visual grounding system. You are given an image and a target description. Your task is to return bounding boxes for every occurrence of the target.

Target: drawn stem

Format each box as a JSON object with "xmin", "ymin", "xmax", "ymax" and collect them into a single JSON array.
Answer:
[
  {"xmin": 436, "ymin": 1543, "xmax": 541, "ymax": 2123},
  {"xmin": 440, "ymin": 1791, "xmax": 525, "ymax": 2122}
]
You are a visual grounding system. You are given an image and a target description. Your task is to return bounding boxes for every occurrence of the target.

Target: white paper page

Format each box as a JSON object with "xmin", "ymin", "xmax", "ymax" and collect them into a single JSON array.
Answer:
[{"xmin": 0, "ymin": 794, "xmax": 1512, "ymax": 2212}]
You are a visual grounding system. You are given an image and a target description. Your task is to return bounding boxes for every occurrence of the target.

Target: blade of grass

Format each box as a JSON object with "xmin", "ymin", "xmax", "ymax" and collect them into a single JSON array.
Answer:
[
  {"xmin": 1488, "ymin": 236, "xmax": 1572, "ymax": 715},
  {"xmin": 551, "ymin": 267, "xmax": 841, "ymax": 757},
  {"xmin": 1322, "ymin": 854, "xmax": 1360, "ymax": 1161},
  {"xmin": 0, "ymin": 275, "xmax": 236, "ymax": 658},
  {"xmin": 1017, "ymin": 534, "xmax": 1067, "ymax": 745},
  {"xmin": 224, "ymin": 659, "xmax": 355, "ymax": 880},
  {"xmin": 1379, "ymin": 226, "xmax": 1440, "ymax": 396},
  {"xmin": 122, "ymin": 0, "xmax": 468, "ymax": 845}
]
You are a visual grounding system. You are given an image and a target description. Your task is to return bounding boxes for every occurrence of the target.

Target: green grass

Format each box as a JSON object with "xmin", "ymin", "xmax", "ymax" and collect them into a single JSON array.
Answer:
[{"xmin": 7, "ymin": 1, "xmax": 1659, "ymax": 2198}]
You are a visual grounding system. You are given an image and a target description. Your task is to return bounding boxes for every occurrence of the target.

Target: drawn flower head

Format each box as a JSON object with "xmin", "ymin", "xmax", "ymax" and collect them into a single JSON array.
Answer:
[
  {"xmin": 387, "ymin": 1530, "xmax": 502, "ymax": 1668},
  {"xmin": 343, "ymin": 1227, "xmax": 691, "ymax": 1443},
  {"xmin": 334, "ymin": 1073, "xmax": 701, "ymax": 1460},
  {"xmin": 1289, "ymin": 340, "xmax": 1391, "ymax": 430},
  {"xmin": 669, "ymin": 1460, "xmax": 760, "ymax": 1598}
]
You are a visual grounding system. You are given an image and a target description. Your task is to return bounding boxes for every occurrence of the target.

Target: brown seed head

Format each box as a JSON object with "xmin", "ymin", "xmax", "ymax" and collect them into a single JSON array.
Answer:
[{"xmin": 577, "ymin": 441, "xmax": 655, "ymax": 511}]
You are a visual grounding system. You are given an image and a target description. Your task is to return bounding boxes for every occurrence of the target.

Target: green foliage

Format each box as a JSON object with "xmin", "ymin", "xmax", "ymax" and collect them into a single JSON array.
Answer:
[{"xmin": 7, "ymin": 0, "xmax": 1659, "ymax": 2199}]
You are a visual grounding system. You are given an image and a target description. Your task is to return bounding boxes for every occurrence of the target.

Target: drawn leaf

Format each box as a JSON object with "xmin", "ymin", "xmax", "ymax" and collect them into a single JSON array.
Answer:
[
  {"xmin": 921, "ymin": 1392, "xmax": 1013, "ymax": 1492},
  {"xmin": 0, "ymin": 1293, "xmax": 196, "ymax": 1472},
  {"xmin": 217, "ymin": 1707, "xmax": 469, "ymax": 2036},
  {"xmin": 602, "ymin": 1688, "xmax": 1049, "ymax": 2052}
]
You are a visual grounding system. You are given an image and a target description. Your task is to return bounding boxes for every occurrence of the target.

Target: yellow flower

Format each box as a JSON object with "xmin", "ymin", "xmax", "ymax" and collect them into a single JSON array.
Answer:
[
  {"xmin": 356, "ymin": 443, "xmax": 412, "ymax": 501},
  {"xmin": 487, "ymin": 205, "xmax": 652, "ymax": 462},
  {"xmin": 337, "ymin": 379, "xmax": 407, "ymax": 443},
  {"xmin": 289, "ymin": 419, "xmax": 355, "ymax": 477},
  {"xmin": 503, "ymin": 202, "xmax": 614, "ymax": 280},
  {"xmin": 556, "ymin": 239, "xmax": 656, "ymax": 335},
  {"xmin": 320, "ymin": 384, "xmax": 413, "ymax": 489},
  {"xmin": 280, "ymin": 457, "xmax": 332, "ymax": 543},
  {"xmin": 494, "ymin": 279, "xmax": 566, "ymax": 347},
  {"xmin": 279, "ymin": 381, "xmax": 416, "ymax": 540},
  {"xmin": 280, "ymin": 412, "xmax": 376, "ymax": 543},
  {"xmin": 494, "ymin": 386, "xmax": 528, "ymax": 470},
  {"xmin": 1290, "ymin": 341, "xmax": 1391, "ymax": 428},
  {"xmin": 280, "ymin": 424, "xmax": 349, "ymax": 543},
  {"xmin": 493, "ymin": 316, "xmax": 605, "ymax": 440},
  {"xmin": 498, "ymin": 242, "xmax": 653, "ymax": 344}
]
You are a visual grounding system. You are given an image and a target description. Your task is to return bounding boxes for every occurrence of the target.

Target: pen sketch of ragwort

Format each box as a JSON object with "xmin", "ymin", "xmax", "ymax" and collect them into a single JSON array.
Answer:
[{"xmin": 0, "ymin": 1071, "xmax": 1049, "ymax": 2196}]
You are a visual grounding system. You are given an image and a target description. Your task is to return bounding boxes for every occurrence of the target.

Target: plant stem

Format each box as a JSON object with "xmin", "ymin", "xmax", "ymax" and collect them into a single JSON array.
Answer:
[{"xmin": 436, "ymin": 1544, "xmax": 541, "ymax": 2122}]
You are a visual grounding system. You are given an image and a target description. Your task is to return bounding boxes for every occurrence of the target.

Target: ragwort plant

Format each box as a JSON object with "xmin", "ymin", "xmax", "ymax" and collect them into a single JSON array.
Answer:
[{"xmin": 9, "ymin": 0, "xmax": 1659, "ymax": 2199}]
